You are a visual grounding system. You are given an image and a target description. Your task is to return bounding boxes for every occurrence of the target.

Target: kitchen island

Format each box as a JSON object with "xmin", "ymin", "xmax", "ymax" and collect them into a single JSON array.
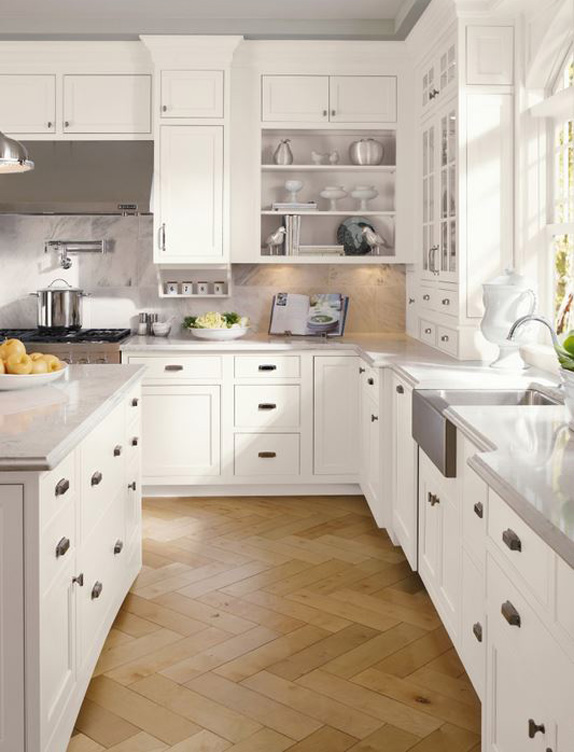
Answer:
[{"xmin": 0, "ymin": 364, "xmax": 144, "ymax": 752}]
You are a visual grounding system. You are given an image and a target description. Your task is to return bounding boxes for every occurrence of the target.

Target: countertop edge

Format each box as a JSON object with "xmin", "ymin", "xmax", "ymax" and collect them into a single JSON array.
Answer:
[
  {"xmin": 0, "ymin": 366, "xmax": 145, "ymax": 472},
  {"xmin": 468, "ymin": 454, "xmax": 574, "ymax": 569}
]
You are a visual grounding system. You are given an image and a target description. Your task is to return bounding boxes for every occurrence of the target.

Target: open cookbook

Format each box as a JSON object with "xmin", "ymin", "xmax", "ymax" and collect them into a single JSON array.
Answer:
[{"xmin": 269, "ymin": 293, "xmax": 349, "ymax": 337}]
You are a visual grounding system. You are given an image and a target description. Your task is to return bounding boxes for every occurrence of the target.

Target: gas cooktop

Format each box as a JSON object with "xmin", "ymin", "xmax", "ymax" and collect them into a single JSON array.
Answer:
[{"xmin": 0, "ymin": 328, "xmax": 132, "ymax": 344}]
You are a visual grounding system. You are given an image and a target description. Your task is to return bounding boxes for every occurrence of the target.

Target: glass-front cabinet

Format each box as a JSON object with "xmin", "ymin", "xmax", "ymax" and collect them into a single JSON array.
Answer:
[{"xmin": 421, "ymin": 97, "xmax": 458, "ymax": 282}]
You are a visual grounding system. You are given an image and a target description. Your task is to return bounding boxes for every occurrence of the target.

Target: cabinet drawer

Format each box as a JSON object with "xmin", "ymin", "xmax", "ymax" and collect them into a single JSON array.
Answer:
[
  {"xmin": 488, "ymin": 490, "xmax": 553, "ymax": 607},
  {"xmin": 234, "ymin": 433, "xmax": 300, "ymax": 477},
  {"xmin": 128, "ymin": 355, "xmax": 223, "ymax": 381},
  {"xmin": 437, "ymin": 326, "xmax": 458, "ymax": 356},
  {"xmin": 40, "ymin": 498, "xmax": 76, "ymax": 594},
  {"xmin": 234, "ymin": 385, "xmax": 300, "ymax": 429},
  {"xmin": 460, "ymin": 551, "xmax": 485, "ymax": 699},
  {"xmin": 419, "ymin": 319, "xmax": 436, "ymax": 345},
  {"xmin": 39, "ymin": 451, "xmax": 77, "ymax": 529},
  {"xmin": 234, "ymin": 356, "xmax": 300, "ymax": 379},
  {"xmin": 436, "ymin": 287, "xmax": 459, "ymax": 316}
]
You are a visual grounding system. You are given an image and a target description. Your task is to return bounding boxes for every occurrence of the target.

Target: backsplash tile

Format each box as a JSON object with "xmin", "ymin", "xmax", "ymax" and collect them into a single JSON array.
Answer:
[{"xmin": 0, "ymin": 215, "xmax": 406, "ymax": 334}]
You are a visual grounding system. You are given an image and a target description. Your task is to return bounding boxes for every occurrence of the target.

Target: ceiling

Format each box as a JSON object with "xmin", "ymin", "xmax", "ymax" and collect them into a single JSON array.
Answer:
[{"xmin": 0, "ymin": 0, "xmax": 432, "ymax": 41}]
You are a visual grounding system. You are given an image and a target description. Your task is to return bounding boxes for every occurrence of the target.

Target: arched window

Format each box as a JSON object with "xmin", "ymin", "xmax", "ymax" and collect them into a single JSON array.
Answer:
[{"xmin": 551, "ymin": 48, "xmax": 573, "ymax": 333}]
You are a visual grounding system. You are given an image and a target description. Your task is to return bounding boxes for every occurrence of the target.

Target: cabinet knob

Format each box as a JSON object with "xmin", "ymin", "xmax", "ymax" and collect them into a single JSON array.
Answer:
[
  {"xmin": 162, "ymin": 104, "xmax": 168, "ymax": 112},
  {"xmin": 113, "ymin": 445, "xmax": 122, "ymax": 457},
  {"xmin": 429, "ymin": 88, "xmax": 440, "ymax": 100},
  {"xmin": 64, "ymin": 120, "xmax": 70, "ymax": 128},
  {"xmin": 367, "ymin": 377, "xmax": 374, "ymax": 385},
  {"xmin": 441, "ymin": 335, "xmax": 449, "ymax": 342},
  {"xmin": 423, "ymin": 294, "xmax": 430, "ymax": 301},
  {"xmin": 427, "ymin": 492, "xmax": 440, "ymax": 506},
  {"xmin": 128, "ymin": 481, "xmax": 137, "ymax": 491},
  {"xmin": 131, "ymin": 437, "xmax": 139, "ymax": 446},
  {"xmin": 91, "ymin": 581, "xmax": 103, "ymax": 600},
  {"xmin": 165, "ymin": 364, "xmax": 184, "ymax": 371},
  {"xmin": 442, "ymin": 298, "xmax": 450, "ymax": 306},
  {"xmin": 472, "ymin": 622, "xmax": 483, "ymax": 643},
  {"xmin": 501, "ymin": 600, "xmax": 521, "ymax": 627},
  {"xmin": 424, "ymin": 328, "xmax": 432, "ymax": 335},
  {"xmin": 159, "ymin": 223, "xmax": 166, "ymax": 252},
  {"xmin": 258, "ymin": 451, "xmax": 276, "ymax": 458},
  {"xmin": 55, "ymin": 478, "xmax": 70, "ymax": 497},
  {"xmin": 396, "ymin": 385, "xmax": 405, "ymax": 394},
  {"xmin": 359, "ymin": 367, "xmax": 366, "ymax": 374},
  {"xmin": 331, "ymin": 109, "xmax": 336, "ymax": 116},
  {"xmin": 258, "ymin": 403, "xmax": 277, "ymax": 410},
  {"xmin": 322, "ymin": 109, "xmax": 328, "ymax": 117},
  {"xmin": 72, "ymin": 573, "xmax": 84, "ymax": 587},
  {"xmin": 258, "ymin": 364, "xmax": 277, "ymax": 371},
  {"xmin": 528, "ymin": 719, "xmax": 546, "ymax": 739},
  {"xmin": 47, "ymin": 121, "xmax": 53, "ymax": 129},
  {"xmin": 114, "ymin": 540, "xmax": 124, "ymax": 555},
  {"xmin": 502, "ymin": 528, "xmax": 522, "ymax": 552},
  {"xmin": 473, "ymin": 502, "xmax": 484, "ymax": 519},
  {"xmin": 91, "ymin": 471, "xmax": 103, "ymax": 486},
  {"xmin": 408, "ymin": 297, "xmax": 415, "ymax": 305},
  {"xmin": 371, "ymin": 414, "xmax": 379, "ymax": 422},
  {"xmin": 132, "ymin": 397, "xmax": 139, "ymax": 407},
  {"xmin": 55, "ymin": 537, "xmax": 71, "ymax": 558}
]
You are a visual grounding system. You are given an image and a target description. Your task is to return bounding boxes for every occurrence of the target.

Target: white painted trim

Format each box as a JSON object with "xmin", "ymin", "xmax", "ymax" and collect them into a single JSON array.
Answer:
[
  {"xmin": 140, "ymin": 35, "xmax": 244, "ymax": 68},
  {"xmin": 529, "ymin": 86, "xmax": 574, "ymax": 120}
]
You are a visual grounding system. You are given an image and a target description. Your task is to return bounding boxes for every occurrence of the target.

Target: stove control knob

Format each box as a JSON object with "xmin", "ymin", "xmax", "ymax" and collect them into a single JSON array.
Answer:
[
  {"xmin": 78, "ymin": 358, "xmax": 89, "ymax": 364},
  {"xmin": 95, "ymin": 357, "xmax": 108, "ymax": 364}
]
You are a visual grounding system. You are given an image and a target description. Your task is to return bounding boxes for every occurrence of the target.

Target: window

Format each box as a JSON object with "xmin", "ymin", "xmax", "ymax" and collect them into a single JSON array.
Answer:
[{"xmin": 552, "ymin": 49, "xmax": 574, "ymax": 334}]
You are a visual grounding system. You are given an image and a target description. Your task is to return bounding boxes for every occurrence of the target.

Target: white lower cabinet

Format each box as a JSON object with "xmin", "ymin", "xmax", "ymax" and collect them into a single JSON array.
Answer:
[
  {"xmin": 314, "ymin": 356, "xmax": 360, "ymax": 477},
  {"xmin": 391, "ymin": 374, "xmax": 418, "ymax": 570},
  {"xmin": 142, "ymin": 385, "xmax": 221, "ymax": 480},
  {"xmin": 418, "ymin": 449, "xmax": 461, "ymax": 646},
  {"xmin": 0, "ymin": 486, "xmax": 24, "ymax": 752}
]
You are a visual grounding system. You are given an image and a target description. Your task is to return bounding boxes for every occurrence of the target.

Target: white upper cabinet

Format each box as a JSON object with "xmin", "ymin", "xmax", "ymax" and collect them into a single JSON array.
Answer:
[
  {"xmin": 262, "ymin": 75, "xmax": 329, "ymax": 123},
  {"xmin": 262, "ymin": 74, "xmax": 396, "ymax": 124},
  {"xmin": 157, "ymin": 124, "xmax": 224, "ymax": 262},
  {"xmin": 421, "ymin": 35, "xmax": 457, "ymax": 116},
  {"xmin": 329, "ymin": 76, "xmax": 397, "ymax": 123},
  {"xmin": 466, "ymin": 26, "xmax": 514, "ymax": 86},
  {"xmin": 161, "ymin": 70, "xmax": 224, "ymax": 119},
  {"xmin": 63, "ymin": 75, "xmax": 152, "ymax": 134},
  {"xmin": 0, "ymin": 74, "xmax": 56, "ymax": 133}
]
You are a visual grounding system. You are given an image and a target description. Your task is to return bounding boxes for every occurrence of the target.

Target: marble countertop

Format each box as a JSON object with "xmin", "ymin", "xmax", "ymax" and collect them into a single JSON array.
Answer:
[{"xmin": 0, "ymin": 364, "xmax": 143, "ymax": 471}]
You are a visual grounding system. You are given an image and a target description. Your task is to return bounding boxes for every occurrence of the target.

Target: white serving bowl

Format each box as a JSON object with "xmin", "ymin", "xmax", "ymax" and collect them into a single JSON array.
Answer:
[
  {"xmin": 0, "ymin": 364, "xmax": 68, "ymax": 391},
  {"xmin": 189, "ymin": 327, "xmax": 249, "ymax": 342},
  {"xmin": 152, "ymin": 321, "xmax": 172, "ymax": 337},
  {"xmin": 561, "ymin": 368, "xmax": 574, "ymax": 431}
]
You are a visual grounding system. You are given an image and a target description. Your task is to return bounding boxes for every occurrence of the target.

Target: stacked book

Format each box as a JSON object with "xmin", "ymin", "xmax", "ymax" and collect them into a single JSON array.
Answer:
[
  {"xmin": 271, "ymin": 201, "xmax": 317, "ymax": 212},
  {"xmin": 283, "ymin": 215, "xmax": 301, "ymax": 255}
]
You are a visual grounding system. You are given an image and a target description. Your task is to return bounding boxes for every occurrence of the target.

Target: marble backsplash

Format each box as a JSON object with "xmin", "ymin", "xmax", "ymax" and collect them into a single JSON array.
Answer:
[{"xmin": 0, "ymin": 214, "xmax": 406, "ymax": 334}]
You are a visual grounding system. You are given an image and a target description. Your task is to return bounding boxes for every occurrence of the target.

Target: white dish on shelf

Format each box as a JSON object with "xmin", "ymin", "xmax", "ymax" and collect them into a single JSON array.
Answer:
[
  {"xmin": 188, "ymin": 327, "xmax": 249, "ymax": 341},
  {"xmin": 0, "ymin": 365, "xmax": 68, "ymax": 391}
]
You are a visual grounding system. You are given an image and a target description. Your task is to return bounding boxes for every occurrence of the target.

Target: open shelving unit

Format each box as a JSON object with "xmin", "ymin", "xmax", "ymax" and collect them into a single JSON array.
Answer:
[{"xmin": 259, "ymin": 129, "xmax": 397, "ymax": 263}]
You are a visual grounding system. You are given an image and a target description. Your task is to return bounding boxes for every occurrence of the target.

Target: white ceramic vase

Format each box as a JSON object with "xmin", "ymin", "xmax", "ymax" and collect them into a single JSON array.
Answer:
[
  {"xmin": 480, "ymin": 270, "xmax": 537, "ymax": 369},
  {"xmin": 320, "ymin": 186, "xmax": 347, "ymax": 211}
]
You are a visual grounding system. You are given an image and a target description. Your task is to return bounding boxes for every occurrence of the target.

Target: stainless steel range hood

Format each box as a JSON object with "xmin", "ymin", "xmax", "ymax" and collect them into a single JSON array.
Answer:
[{"xmin": 0, "ymin": 141, "xmax": 153, "ymax": 214}]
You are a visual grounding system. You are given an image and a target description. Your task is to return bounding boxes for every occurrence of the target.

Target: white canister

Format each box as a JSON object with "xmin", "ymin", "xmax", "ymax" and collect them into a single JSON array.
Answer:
[
  {"xmin": 480, "ymin": 269, "xmax": 537, "ymax": 369},
  {"xmin": 197, "ymin": 281, "xmax": 209, "ymax": 296},
  {"xmin": 165, "ymin": 281, "xmax": 178, "ymax": 296},
  {"xmin": 213, "ymin": 281, "xmax": 226, "ymax": 295},
  {"xmin": 181, "ymin": 281, "xmax": 193, "ymax": 296}
]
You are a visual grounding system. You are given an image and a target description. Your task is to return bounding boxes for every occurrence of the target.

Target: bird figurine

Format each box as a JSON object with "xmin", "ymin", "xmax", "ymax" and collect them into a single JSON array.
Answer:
[
  {"xmin": 265, "ymin": 226, "xmax": 286, "ymax": 256},
  {"xmin": 362, "ymin": 226, "xmax": 390, "ymax": 255},
  {"xmin": 311, "ymin": 150, "xmax": 328, "ymax": 165},
  {"xmin": 329, "ymin": 150, "xmax": 340, "ymax": 165}
]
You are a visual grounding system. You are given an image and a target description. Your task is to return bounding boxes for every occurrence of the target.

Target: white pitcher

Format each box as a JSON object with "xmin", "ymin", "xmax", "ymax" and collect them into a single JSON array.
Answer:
[{"xmin": 480, "ymin": 269, "xmax": 537, "ymax": 369}]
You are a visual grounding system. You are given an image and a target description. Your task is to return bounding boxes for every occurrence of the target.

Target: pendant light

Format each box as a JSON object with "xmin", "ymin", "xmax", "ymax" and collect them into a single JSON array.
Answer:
[{"xmin": 0, "ymin": 131, "xmax": 34, "ymax": 173}]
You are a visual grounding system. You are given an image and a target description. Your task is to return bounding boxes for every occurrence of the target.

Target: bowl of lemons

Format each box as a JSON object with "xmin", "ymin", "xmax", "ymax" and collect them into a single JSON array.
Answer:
[{"xmin": 0, "ymin": 338, "xmax": 67, "ymax": 390}]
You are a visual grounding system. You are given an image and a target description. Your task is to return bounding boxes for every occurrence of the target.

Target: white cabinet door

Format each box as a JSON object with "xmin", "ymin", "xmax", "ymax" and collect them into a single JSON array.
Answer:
[
  {"xmin": 262, "ymin": 75, "xmax": 329, "ymax": 123},
  {"xmin": 0, "ymin": 75, "xmax": 56, "ymax": 134},
  {"xmin": 142, "ymin": 385, "xmax": 221, "ymax": 479},
  {"xmin": 161, "ymin": 70, "xmax": 224, "ymax": 118},
  {"xmin": 157, "ymin": 125, "xmax": 224, "ymax": 262},
  {"xmin": 40, "ymin": 556, "xmax": 77, "ymax": 751},
  {"xmin": 314, "ymin": 356, "xmax": 360, "ymax": 476},
  {"xmin": 391, "ymin": 375, "xmax": 418, "ymax": 570},
  {"xmin": 63, "ymin": 75, "xmax": 152, "ymax": 134},
  {"xmin": 466, "ymin": 26, "xmax": 514, "ymax": 86},
  {"xmin": 0, "ymin": 486, "xmax": 24, "ymax": 752},
  {"xmin": 329, "ymin": 76, "xmax": 397, "ymax": 123},
  {"xmin": 361, "ymin": 390, "xmax": 382, "ymax": 524},
  {"xmin": 418, "ymin": 451, "xmax": 441, "ymax": 588}
]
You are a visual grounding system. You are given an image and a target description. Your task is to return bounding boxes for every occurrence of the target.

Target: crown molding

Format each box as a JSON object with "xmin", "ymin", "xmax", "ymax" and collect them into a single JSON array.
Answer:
[{"xmin": 140, "ymin": 35, "xmax": 243, "ymax": 68}]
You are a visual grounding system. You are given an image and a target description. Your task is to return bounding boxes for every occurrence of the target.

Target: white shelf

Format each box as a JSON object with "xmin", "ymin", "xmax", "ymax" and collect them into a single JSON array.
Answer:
[
  {"xmin": 261, "ymin": 164, "xmax": 396, "ymax": 172},
  {"xmin": 261, "ymin": 210, "xmax": 396, "ymax": 217}
]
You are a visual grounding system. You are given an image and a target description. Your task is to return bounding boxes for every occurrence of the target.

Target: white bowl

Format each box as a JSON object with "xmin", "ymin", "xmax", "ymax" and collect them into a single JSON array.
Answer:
[
  {"xmin": 0, "ymin": 364, "xmax": 68, "ymax": 391},
  {"xmin": 189, "ymin": 327, "xmax": 249, "ymax": 341},
  {"xmin": 561, "ymin": 368, "xmax": 574, "ymax": 431},
  {"xmin": 152, "ymin": 321, "xmax": 172, "ymax": 337}
]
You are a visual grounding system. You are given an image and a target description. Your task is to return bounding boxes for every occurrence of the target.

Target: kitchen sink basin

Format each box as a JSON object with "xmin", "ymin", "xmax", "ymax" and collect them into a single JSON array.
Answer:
[{"xmin": 412, "ymin": 388, "xmax": 563, "ymax": 478}]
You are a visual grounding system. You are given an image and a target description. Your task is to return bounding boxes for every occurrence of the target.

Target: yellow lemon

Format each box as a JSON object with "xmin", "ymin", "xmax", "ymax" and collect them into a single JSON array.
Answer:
[
  {"xmin": 31, "ymin": 359, "xmax": 49, "ymax": 374},
  {"xmin": 6, "ymin": 353, "xmax": 33, "ymax": 375},
  {"xmin": 3, "ymin": 339, "xmax": 26, "ymax": 359}
]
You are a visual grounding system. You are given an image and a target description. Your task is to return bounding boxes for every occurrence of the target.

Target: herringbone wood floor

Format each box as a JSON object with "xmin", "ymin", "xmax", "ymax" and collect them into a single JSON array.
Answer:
[{"xmin": 68, "ymin": 495, "xmax": 481, "ymax": 752}]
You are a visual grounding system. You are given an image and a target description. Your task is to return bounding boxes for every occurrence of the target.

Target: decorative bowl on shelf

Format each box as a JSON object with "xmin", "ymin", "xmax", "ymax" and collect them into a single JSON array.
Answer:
[
  {"xmin": 284, "ymin": 179, "xmax": 304, "ymax": 203},
  {"xmin": 351, "ymin": 185, "xmax": 379, "ymax": 211},
  {"xmin": 189, "ymin": 327, "xmax": 249, "ymax": 342},
  {"xmin": 319, "ymin": 186, "xmax": 347, "ymax": 211},
  {"xmin": 349, "ymin": 138, "xmax": 385, "ymax": 165},
  {"xmin": 0, "ymin": 365, "xmax": 68, "ymax": 391}
]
